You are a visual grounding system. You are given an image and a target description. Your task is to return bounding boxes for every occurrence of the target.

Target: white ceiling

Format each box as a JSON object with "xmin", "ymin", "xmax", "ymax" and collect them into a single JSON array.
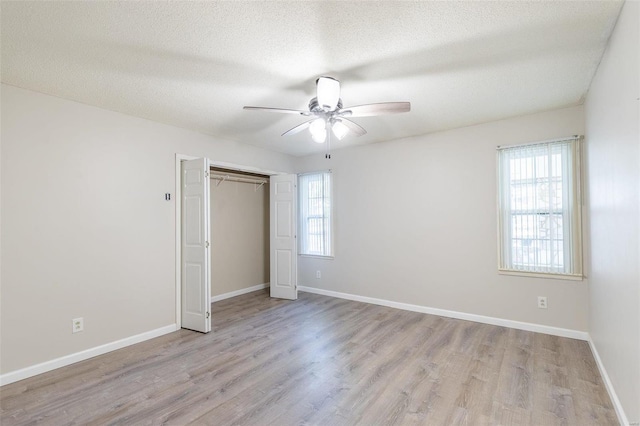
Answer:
[{"xmin": 1, "ymin": 1, "xmax": 623, "ymax": 157}]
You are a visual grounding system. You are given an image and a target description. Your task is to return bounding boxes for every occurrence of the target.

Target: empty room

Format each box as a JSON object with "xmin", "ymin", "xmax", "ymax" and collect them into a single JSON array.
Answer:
[{"xmin": 1, "ymin": 1, "xmax": 638, "ymax": 425}]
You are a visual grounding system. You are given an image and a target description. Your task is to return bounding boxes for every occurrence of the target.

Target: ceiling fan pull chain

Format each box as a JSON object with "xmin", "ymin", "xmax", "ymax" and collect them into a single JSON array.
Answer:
[{"xmin": 326, "ymin": 125, "xmax": 332, "ymax": 159}]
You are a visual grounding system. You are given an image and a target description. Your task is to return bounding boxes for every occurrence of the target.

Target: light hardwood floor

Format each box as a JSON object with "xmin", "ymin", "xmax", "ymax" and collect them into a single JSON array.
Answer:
[{"xmin": 1, "ymin": 290, "xmax": 617, "ymax": 425}]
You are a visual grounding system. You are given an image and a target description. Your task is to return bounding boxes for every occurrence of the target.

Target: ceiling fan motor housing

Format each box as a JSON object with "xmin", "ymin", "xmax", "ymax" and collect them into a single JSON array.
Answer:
[{"xmin": 309, "ymin": 97, "xmax": 343, "ymax": 114}]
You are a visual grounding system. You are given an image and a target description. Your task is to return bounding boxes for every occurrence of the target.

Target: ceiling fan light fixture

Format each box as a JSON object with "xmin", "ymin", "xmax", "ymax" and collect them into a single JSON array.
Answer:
[
  {"xmin": 331, "ymin": 120, "xmax": 349, "ymax": 140},
  {"xmin": 316, "ymin": 76, "xmax": 340, "ymax": 111},
  {"xmin": 309, "ymin": 118, "xmax": 327, "ymax": 143},
  {"xmin": 309, "ymin": 118, "xmax": 325, "ymax": 134},
  {"xmin": 311, "ymin": 128, "xmax": 327, "ymax": 144}
]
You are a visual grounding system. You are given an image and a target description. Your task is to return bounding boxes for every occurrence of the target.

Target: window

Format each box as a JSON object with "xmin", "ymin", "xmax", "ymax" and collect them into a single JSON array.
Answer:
[
  {"xmin": 299, "ymin": 171, "xmax": 332, "ymax": 257},
  {"xmin": 497, "ymin": 137, "xmax": 582, "ymax": 278}
]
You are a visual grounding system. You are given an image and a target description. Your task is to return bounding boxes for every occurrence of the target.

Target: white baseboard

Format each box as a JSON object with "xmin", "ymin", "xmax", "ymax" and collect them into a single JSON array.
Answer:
[
  {"xmin": 211, "ymin": 283, "xmax": 269, "ymax": 303},
  {"xmin": 298, "ymin": 285, "xmax": 589, "ymax": 341},
  {"xmin": 0, "ymin": 324, "xmax": 178, "ymax": 387},
  {"xmin": 588, "ymin": 337, "xmax": 630, "ymax": 426}
]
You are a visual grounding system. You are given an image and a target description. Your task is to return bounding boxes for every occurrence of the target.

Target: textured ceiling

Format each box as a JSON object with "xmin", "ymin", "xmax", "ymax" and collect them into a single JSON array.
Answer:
[{"xmin": 1, "ymin": 1, "xmax": 624, "ymax": 157}]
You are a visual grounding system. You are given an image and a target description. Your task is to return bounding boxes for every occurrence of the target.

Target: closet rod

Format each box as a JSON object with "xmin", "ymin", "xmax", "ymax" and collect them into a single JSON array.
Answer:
[{"xmin": 210, "ymin": 174, "xmax": 268, "ymax": 186}]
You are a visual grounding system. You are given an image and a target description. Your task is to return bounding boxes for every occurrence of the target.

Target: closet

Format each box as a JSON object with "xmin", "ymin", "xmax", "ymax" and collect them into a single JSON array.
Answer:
[{"xmin": 209, "ymin": 167, "xmax": 270, "ymax": 298}]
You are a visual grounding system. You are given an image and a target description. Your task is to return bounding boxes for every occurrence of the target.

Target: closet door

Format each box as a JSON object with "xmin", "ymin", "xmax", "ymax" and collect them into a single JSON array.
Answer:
[
  {"xmin": 181, "ymin": 158, "xmax": 211, "ymax": 333},
  {"xmin": 270, "ymin": 174, "xmax": 298, "ymax": 300}
]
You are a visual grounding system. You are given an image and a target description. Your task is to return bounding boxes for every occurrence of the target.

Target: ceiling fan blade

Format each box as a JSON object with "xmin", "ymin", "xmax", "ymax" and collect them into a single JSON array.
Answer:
[
  {"xmin": 243, "ymin": 106, "xmax": 310, "ymax": 116},
  {"xmin": 339, "ymin": 118, "xmax": 367, "ymax": 137},
  {"xmin": 316, "ymin": 76, "xmax": 340, "ymax": 111},
  {"xmin": 281, "ymin": 120, "xmax": 314, "ymax": 136},
  {"xmin": 341, "ymin": 102, "xmax": 411, "ymax": 117}
]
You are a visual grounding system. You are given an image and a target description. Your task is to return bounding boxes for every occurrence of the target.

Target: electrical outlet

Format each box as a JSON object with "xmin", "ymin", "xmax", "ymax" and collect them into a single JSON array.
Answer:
[
  {"xmin": 316, "ymin": 270, "xmax": 321, "ymax": 279},
  {"xmin": 537, "ymin": 297, "xmax": 547, "ymax": 309},
  {"xmin": 72, "ymin": 317, "xmax": 84, "ymax": 333}
]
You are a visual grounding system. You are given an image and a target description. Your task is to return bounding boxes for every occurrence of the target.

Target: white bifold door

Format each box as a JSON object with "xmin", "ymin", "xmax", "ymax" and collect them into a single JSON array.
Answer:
[
  {"xmin": 270, "ymin": 174, "xmax": 298, "ymax": 300},
  {"xmin": 181, "ymin": 158, "xmax": 211, "ymax": 333}
]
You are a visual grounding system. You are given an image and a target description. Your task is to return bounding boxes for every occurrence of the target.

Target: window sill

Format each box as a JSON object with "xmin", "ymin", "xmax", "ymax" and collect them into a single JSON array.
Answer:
[
  {"xmin": 498, "ymin": 269, "xmax": 584, "ymax": 281},
  {"xmin": 299, "ymin": 254, "xmax": 334, "ymax": 260}
]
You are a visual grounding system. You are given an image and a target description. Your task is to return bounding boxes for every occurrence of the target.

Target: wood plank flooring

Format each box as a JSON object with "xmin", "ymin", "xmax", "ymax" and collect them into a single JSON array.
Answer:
[{"xmin": 0, "ymin": 290, "xmax": 618, "ymax": 425}]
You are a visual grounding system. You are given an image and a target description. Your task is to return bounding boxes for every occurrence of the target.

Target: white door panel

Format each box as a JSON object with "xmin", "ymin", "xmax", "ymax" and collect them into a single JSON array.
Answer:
[
  {"xmin": 181, "ymin": 158, "xmax": 211, "ymax": 332},
  {"xmin": 270, "ymin": 174, "xmax": 297, "ymax": 300}
]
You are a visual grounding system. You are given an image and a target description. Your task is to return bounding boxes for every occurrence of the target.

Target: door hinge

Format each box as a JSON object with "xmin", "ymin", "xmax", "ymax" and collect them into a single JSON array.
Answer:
[
  {"xmin": 205, "ymin": 241, "xmax": 210, "ymax": 248},
  {"xmin": 206, "ymin": 311, "xmax": 210, "ymax": 318},
  {"xmin": 205, "ymin": 171, "xmax": 209, "ymax": 178}
]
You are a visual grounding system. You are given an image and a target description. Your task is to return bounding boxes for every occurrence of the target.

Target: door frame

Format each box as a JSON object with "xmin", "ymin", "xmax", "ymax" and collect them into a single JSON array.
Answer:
[{"xmin": 174, "ymin": 153, "xmax": 287, "ymax": 328}]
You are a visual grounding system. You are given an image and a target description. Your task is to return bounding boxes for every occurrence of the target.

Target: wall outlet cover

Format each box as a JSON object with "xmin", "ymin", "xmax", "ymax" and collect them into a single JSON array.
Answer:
[
  {"xmin": 72, "ymin": 317, "xmax": 84, "ymax": 333},
  {"xmin": 537, "ymin": 296, "xmax": 548, "ymax": 309}
]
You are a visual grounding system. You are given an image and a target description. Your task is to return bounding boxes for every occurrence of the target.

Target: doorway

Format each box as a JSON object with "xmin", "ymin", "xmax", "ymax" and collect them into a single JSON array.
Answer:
[
  {"xmin": 175, "ymin": 155, "xmax": 298, "ymax": 333},
  {"xmin": 209, "ymin": 167, "xmax": 270, "ymax": 301}
]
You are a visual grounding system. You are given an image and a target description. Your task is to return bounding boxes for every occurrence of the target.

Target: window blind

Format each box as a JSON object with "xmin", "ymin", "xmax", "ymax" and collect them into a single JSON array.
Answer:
[
  {"xmin": 497, "ymin": 137, "xmax": 582, "ymax": 277},
  {"xmin": 299, "ymin": 171, "xmax": 332, "ymax": 256}
]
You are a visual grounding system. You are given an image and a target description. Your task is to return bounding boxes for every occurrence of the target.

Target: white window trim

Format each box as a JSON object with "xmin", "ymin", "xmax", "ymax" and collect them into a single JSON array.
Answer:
[
  {"xmin": 299, "ymin": 254, "xmax": 335, "ymax": 260},
  {"xmin": 497, "ymin": 269, "xmax": 584, "ymax": 281},
  {"xmin": 496, "ymin": 136, "xmax": 584, "ymax": 280}
]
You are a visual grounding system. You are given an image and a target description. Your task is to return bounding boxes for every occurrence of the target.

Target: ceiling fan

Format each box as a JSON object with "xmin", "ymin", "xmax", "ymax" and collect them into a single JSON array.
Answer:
[{"xmin": 243, "ymin": 76, "xmax": 411, "ymax": 158}]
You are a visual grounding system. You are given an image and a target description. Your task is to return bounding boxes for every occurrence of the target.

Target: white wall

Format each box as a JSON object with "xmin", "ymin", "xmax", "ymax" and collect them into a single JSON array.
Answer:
[
  {"xmin": 297, "ymin": 105, "xmax": 588, "ymax": 332},
  {"xmin": 584, "ymin": 1, "xmax": 640, "ymax": 423},
  {"xmin": 0, "ymin": 84, "xmax": 295, "ymax": 374},
  {"xmin": 210, "ymin": 173, "xmax": 269, "ymax": 297}
]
